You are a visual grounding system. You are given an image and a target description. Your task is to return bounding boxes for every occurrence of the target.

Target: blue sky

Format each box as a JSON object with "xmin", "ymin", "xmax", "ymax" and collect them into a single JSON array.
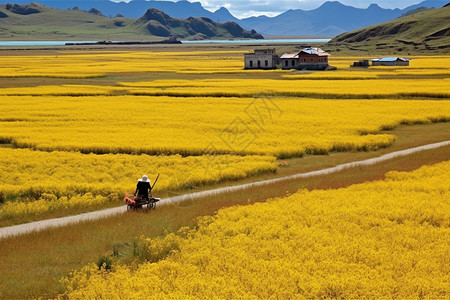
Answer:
[{"xmin": 111, "ymin": 0, "xmax": 428, "ymax": 18}]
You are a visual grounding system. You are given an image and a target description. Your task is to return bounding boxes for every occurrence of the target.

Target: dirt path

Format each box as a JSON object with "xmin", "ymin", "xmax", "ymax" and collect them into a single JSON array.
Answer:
[{"xmin": 1, "ymin": 140, "xmax": 449, "ymax": 240}]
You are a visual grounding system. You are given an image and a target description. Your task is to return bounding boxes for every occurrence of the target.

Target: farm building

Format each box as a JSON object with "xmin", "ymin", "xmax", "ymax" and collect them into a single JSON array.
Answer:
[
  {"xmin": 371, "ymin": 57, "xmax": 410, "ymax": 66},
  {"xmin": 352, "ymin": 59, "xmax": 370, "ymax": 67},
  {"xmin": 244, "ymin": 48, "xmax": 279, "ymax": 69},
  {"xmin": 280, "ymin": 48, "xmax": 330, "ymax": 70}
]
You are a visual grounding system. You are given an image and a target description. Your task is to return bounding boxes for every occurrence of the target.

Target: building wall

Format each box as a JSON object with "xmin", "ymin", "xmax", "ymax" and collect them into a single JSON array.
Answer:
[
  {"xmin": 372, "ymin": 61, "xmax": 395, "ymax": 66},
  {"xmin": 372, "ymin": 61, "xmax": 409, "ymax": 66},
  {"xmin": 244, "ymin": 53, "xmax": 278, "ymax": 69},
  {"xmin": 281, "ymin": 58, "xmax": 299, "ymax": 69},
  {"xmin": 298, "ymin": 54, "xmax": 328, "ymax": 64},
  {"xmin": 281, "ymin": 54, "xmax": 328, "ymax": 70}
]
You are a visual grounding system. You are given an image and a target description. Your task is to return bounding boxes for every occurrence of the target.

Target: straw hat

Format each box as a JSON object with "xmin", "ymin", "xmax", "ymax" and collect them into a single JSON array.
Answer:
[{"xmin": 139, "ymin": 175, "xmax": 149, "ymax": 182}]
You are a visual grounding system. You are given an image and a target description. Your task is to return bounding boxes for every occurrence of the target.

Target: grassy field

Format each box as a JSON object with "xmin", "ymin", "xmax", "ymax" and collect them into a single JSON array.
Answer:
[{"xmin": 0, "ymin": 46, "xmax": 448, "ymax": 298}]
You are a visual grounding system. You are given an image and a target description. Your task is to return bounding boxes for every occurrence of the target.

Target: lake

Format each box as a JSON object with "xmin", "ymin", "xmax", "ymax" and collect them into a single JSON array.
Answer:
[
  {"xmin": 0, "ymin": 39, "xmax": 330, "ymax": 47},
  {"xmin": 181, "ymin": 39, "xmax": 331, "ymax": 44}
]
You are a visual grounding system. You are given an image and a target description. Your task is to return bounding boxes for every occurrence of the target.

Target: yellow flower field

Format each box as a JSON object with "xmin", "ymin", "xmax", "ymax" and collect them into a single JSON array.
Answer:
[
  {"xmin": 0, "ymin": 50, "xmax": 249, "ymax": 78},
  {"xmin": 0, "ymin": 50, "xmax": 449, "ymax": 222},
  {"xmin": 1, "ymin": 51, "xmax": 449, "ymax": 78},
  {"xmin": 60, "ymin": 160, "xmax": 450, "ymax": 299},
  {"xmin": 0, "ymin": 147, "xmax": 276, "ymax": 219},
  {"xmin": 0, "ymin": 95, "xmax": 449, "ymax": 157},
  {"xmin": 0, "ymin": 77, "xmax": 448, "ymax": 98}
]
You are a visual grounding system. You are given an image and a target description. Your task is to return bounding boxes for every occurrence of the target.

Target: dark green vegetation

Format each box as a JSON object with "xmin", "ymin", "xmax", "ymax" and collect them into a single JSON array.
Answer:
[
  {"xmin": 0, "ymin": 3, "xmax": 263, "ymax": 41},
  {"xmin": 326, "ymin": 5, "xmax": 450, "ymax": 55}
]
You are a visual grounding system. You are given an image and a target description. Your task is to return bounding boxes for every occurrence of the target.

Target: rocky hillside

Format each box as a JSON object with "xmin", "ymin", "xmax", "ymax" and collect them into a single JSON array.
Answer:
[
  {"xmin": 326, "ymin": 4, "xmax": 450, "ymax": 54},
  {"xmin": 0, "ymin": 3, "xmax": 262, "ymax": 41},
  {"xmin": 132, "ymin": 8, "xmax": 262, "ymax": 39}
]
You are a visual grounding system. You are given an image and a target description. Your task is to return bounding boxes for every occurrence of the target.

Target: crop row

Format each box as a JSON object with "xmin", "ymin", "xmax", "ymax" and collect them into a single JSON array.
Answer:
[
  {"xmin": 0, "ymin": 77, "xmax": 449, "ymax": 98},
  {"xmin": 1, "ymin": 52, "xmax": 449, "ymax": 78},
  {"xmin": 0, "ymin": 50, "xmax": 247, "ymax": 78},
  {"xmin": 1, "ymin": 95, "xmax": 449, "ymax": 158}
]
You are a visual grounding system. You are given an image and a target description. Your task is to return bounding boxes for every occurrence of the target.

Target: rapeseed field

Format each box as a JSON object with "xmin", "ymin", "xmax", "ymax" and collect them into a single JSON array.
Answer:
[
  {"xmin": 0, "ymin": 147, "xmax": 276, "ymax": 219},
  {"xmin": 0, "ymin": 49, "xmax": 449, "ymax": 299},
  {"xmin": 1, "ymin": 96, "xmax": 448, "ymax": 157},
  {"xmin": 60, "ymin": 160, "xmax": 450, "ymax": 299},
  {"xmin": 0, "ymin": 50, "xmax": 449, "ymax": 222}
]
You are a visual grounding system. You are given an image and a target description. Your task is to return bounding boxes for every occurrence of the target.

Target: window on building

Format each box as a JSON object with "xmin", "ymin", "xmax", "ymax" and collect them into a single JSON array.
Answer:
[
  {"xmin": 258, "ymin": 60, "xmax": 261, "ymax": 67},
  {"xmin": 250, "ymin": 60, "xmax": 253, "ymax": 67},
  {"xmin": 292, "ymin": 60, "xmax": 295, "ymax": 66},
  {"xmin": 265, "ymin": 60, "xmax": 268, "ymax": 66},
  {"xmin": 285, "ymin": 60, "xmax": 288, "ymax": 67}
]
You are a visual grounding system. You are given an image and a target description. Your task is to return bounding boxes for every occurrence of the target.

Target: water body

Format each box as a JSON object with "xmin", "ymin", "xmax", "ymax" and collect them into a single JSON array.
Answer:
[
  {"xmin": 0, "ymin": 39, "xmax": 330, "ymax": 47},
  {"xmin": 0, "ymin": 41, "xmax": 97, "ymax": 46},
  {"xmin": 182, "ymin": 39, "xmax": 331, "ymax": 44}
]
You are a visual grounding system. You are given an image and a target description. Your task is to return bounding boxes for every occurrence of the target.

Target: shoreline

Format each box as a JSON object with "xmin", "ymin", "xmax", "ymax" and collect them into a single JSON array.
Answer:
[{"xmin": 65, "ymin": 39, "xmax": 182, "ymax": 46}]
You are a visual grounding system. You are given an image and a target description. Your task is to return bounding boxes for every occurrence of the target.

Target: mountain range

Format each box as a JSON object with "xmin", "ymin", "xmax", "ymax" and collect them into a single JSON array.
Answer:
[
  {"xmin": 0, "ymin": 3, "xmax": 263, "ymax": 40},
  {"xmin": 239, "ymin": 0, "xmax": 448, "ymax": 36},
  {"xmin": 0, "ymin": 0, "xmax": 447, "ymax": 36}
]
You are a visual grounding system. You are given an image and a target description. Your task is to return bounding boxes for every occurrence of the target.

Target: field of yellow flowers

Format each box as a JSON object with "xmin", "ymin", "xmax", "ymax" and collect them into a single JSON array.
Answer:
[
  {"xmin": 0, "ymin": 147, "xmax": 276, "ymax": 219},
  {"xmin": 1, "ymin": 95, "xmax": 449, "ymax": 158},
  {"xmin": 0, "ymin": 50, "xmax": 449, "ymax": 223},
  {"xmin": 60, "ymin": 160, "xmax": 450, "ymax": 298}
]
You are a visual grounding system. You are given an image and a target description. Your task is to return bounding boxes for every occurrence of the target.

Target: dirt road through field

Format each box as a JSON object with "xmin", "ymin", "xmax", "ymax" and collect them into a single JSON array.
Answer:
[{"xmin": 1, "ymin": 140, "xmax": 449, "ymax": 240}]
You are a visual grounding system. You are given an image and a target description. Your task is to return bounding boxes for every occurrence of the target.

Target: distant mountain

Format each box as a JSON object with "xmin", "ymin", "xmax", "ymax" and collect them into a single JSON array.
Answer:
[
  {"xmin": 0, "ymin": 0, "xmax": 239, "ymax": 21},
  {"xmin": 401, "ymin": 0, "xmax": 449, "ymax": 12},
  {"xmin": 238, "ymin": 0, "xmax": 449, "ymax": 36},
  {"xmin": 0, "ymin": 0, "xmax": 447, "ymax": 37},
  {"xmin": 131, "ymin": 8, "xmax": 262, "ymax": 39},
  {"xmin": 326, "ymin": 4, "xmax": 450, "ymax": 54},
  {"xmin": 0, "ymin": 3, "xmax": 262, "ymax": 40}
]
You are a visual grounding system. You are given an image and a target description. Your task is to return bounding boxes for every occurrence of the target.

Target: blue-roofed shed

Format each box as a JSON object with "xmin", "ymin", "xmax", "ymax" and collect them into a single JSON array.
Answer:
[{"xmin": 371, "ymin": 57, "xmax": 410, "ymax": 66}]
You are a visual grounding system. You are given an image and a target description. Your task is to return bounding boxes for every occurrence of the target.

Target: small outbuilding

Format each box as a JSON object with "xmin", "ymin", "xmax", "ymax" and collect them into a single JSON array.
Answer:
[
  {"xmin": 371, "ymin": 57, "xmax": 410, "ymax": 66},
  {"xmin": 244, "ymin": 48, "xmax": 279, "ymax": 69},
  {"xmin": 352, "ymin": 59, "xmax": 370, "ymax": 67},
  {"xmin": 280, "ymin": 48, "xmax": 330, "ymax": 70}
]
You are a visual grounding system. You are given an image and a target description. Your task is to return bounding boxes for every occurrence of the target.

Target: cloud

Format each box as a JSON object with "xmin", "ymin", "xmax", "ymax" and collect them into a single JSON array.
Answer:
[
  {"xmin": 111, "ymin": 0, "xmax": 423, "ymax": 18},
  {"xmin": 193, "ymin": 0, "xmax": 421, "ymax": 18}
]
